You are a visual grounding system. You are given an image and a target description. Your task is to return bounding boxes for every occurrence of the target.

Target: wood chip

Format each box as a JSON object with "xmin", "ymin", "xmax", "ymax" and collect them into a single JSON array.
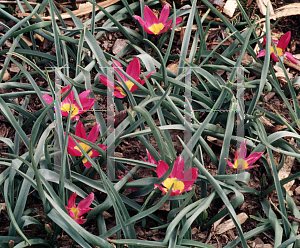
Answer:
[
  {"xmin": 0, "ymin": 69, "xmax": 11, "ymax": 81},
  {"xmin": 0, "ymin": 203, "xmax": 6, "ymax": 211},
  {"xmin": 16, "ymin": 0, "xmax": 120, "ymax": 20},
  {"xmin": 256, "ymin": 3, "xmax": 300, "ymax": 23},
  {"xmin": 112, "ymin": 39, "xmax": 128, "ymax": 55},
  {"xmin": 278, "ymin": 139, "xmax": 296, "ymax": 196},
  {"xmin": 256, "ymin": 0, "xmax": 275, "ymax": 16},
  {"xmin": 223, "ymin": 0, "xmax": 238, "ymax": 17},
  {"xmin": 295, "ymin": 186, "xmax": 300, "ymax": 196},
  {"xmin": 263, "ymin": 92, "xmax": 275, "ymax": 102},
  {"xmin": 215, "ymin": 213, "xmax": 248, "ymax": 234}
]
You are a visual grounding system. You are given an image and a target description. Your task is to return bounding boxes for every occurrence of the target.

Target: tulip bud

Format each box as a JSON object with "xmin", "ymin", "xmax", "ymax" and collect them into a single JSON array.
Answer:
[
  {"xmin": 8, "ymin": 240, "xmax": 14, "ymax": 248},
  {"xmin": 45, "ymin": 223, "xmax": 53, "ymax": 236}
]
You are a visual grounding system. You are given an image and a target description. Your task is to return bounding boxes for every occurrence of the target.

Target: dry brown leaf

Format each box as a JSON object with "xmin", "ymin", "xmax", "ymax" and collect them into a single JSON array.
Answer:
[
  {"xmin": 0, "ymin": 69, "xmax": 11, "ymax": 82},
  {"xmin": 215, "ymin": 213, "xmax": 248, "ymax": 234},
  {"xmin": 16, "ymin": 0, "xmax": 120, "ymax": 20},
  {"xmin": 283, "ymin": 58, "xmax": 300, "ymax": 72},
  {"xmin": 0, "ymin": 203, "xmax": 6, "ymax": 211},
  {"xmin": 256, "ymin": 3, "xmax": 300, "ymax": 23},
  {"xmin": 277, "ymin": 139, "xmax": 296, "ymax": 196},
  {"xmin": 274, "ymin": 65, "xmax": 294, "ymax": 83},
  {"xmin": 256, "ymin": 0, "xmax": 275, "ymax": 16}
]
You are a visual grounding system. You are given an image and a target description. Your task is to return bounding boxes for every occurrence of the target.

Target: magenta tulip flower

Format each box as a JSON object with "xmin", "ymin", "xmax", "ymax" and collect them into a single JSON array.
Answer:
[
  {"xmin": 99, "ymin": 58, "xmax": 153, "ymax": 98},
  {"xmin": 67, "ymin": 121, "xmax": 107, "ymax": 168},
  {"xmin": 257, "ymin": 31, "xmax": 299, "ymax": 64},
  {"xmin": 42, "ymin": 85, "xmax": 96, "ymax": 120},
  {"xmin": 226, "ymin": 141, "xmax": 263, "ymax": 170},
  {"xmin": 66, "ymin": 192, "xmax": 94, "ymax": 224},
  {"xmin": 133, "ymin": 5, "xmax": 182, "ymax": 35},
  {"xmin": 154, "ymin": 156, "xmax": 198, "ymax": 196}
]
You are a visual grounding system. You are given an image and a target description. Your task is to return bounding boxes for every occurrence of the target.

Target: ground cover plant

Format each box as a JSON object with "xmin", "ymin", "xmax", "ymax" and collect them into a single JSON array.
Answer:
[{"xmin": 0, "ymin": 0, "xmax": 300, "ymax": 247}]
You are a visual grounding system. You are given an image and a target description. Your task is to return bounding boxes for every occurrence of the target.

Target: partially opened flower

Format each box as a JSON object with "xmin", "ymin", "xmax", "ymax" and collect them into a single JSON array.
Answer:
[
  {"xmin": 226, "ymin": 141, "xmax": 263, "ymax": 170},
  {"xmin": 154, "ymin": 156, "xmax": 198, "ymax": 196},
  {"xmin": 133, "ymin": 5, "xmax": 182, "ymax": 35},
  {"xmin": 43, "ymin": 85, "xmax": 96, "ymax": 120},
  {"xmin": 67, "ymin": 121, "xmax": 107, "ymax": 168},
  {"xmin": 99, "ymin": 58, "xmax": 153, "ymax": 98},
  {"xmin": 66, "ymin": 192, "xmax": 94, "ymax": 224},
  {"xmin": 257, "ymin": 31, "xmax": 299, "ymax": 64}
]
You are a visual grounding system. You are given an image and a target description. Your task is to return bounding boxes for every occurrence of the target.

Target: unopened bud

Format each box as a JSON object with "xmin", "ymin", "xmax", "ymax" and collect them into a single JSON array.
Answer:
[
  {"xmin": 45, "ymin": 223, "xmax": 53, "ymax": 236},
  {"xmin": 8, "ymin": 240, "xmax": 14, "ymax": 248}
]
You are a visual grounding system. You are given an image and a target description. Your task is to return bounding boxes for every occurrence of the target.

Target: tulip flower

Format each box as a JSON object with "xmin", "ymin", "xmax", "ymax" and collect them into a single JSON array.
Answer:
[
  {"xmin": 43, "ymin": 85, "xmax": 96, "ymax": 120},
  {"xmin": 154, "ymin": 156, "xmax": 198, "ymax": 196},
  {"xmin": 99, "ymin": 58, "xmax": 153, "ymax": 98},
  {"xmin": 226, "ymin": 141, "xmax": 263, "ymax": 170},
  {"xmin": 133, "ymin": 5, "xmax": 182, "ymax": 35},
  {"xmin": 66, "ymin": 192, "xmax": 94, "ymax": 224},
  {"xmin": 140, "ymin": 149, "xmax": 158, "ymax": 165},
  {"xmin": 67, "ymin": 121, "xmax": 107, "ymax": 168},
  {"xmin": 257, "ymin": 31, "xmax": 299, "ymax": 64}
]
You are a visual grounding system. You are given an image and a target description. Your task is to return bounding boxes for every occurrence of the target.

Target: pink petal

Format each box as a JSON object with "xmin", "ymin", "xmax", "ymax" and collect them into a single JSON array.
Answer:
[
  {"xmin": 245, "ymin": 152, "xmax": 263, "ymax": 165},
  {"xmin": 83, "ymin": 161, "xmax": 93, "ymax": 168},
  {"xmin": 144, "ymin": 5, "xmax": 158, "ymax": 26},
  {"xmin": 171, "ymin": 189, "xmax": 182, "ymax": 196},
  {"xmin": 156, "ymin": 160, "xmax": 169, "ymax": 178},
  {"xmin": 114, "ymin": 90, "xmax": 126, "ymax": 98},
  {"xmin": 68, "ymin": 209, "xmax": 76, "ymax": 219},
  {"xmin": 87, "ymin": 124, "xmax": 100, "ymax": 143},
  {"xmin": 237, "ymin": 141, "xmax": 247, "ymax": 160},
  {"xmin": 126, "ymin": 58, "xmax": 140, "ymax": 81},
  {"xmin": 42, "ymin": 94, "xmax": 53, "ymax": 104},
  {"xmin": 257, "ymin": 50, "xmax": 266, "ymax": 58},
  {"xmin": 61, "ymin": 85, "xmax": 74, "ymax": 105},
  {"xmin": 284, "ymin": 52, "xmax": 299, "ymax": 65},
  {"xmin": 160, "ymin": 17, "xmax": 182, "ymax": 34},
  {"xmin": 225, "ymin": 158, "xmax": 236, "ymax": 169},
  {"xmin": 147, "ymin": 149, "xmax": 157, "ymax": 164},
  {"xmin": 271, "ymin": 53, "xmax": 279, "ymax": 62},
  {"xmin": 68, "ymin": 192, "xmax": 77, "ymax": 208},
  {"xmin": 170, "ymin": 156, "xmax": 184, "ymax": 178},
  {"xmin": 133, "ymin": 15, "xmax": 154, "ymax": 35},
  {"xmin": 74, "ymin": 217, "xmax": 87, "ymax": 224},
  {"xmin": 67, "ymin": 144, "xmax": 82, "ymax": 157},
  {"xmin": 97, "ymin": 144, "xmax": 107, "ymax": 151},
  {"xmin": 181, "ymin": 168, "xmax": 198, "ymax": 186},
  {"xmin": 78, "ymin": 193, "xmax": 94, "ymax": 210},
  {"xmin": 78, "ymin": 90, "xmax": 91, "ymax": 99},
  {"xmin": 75, "ymin": 121, "xmax": 87, "ymax": 140},
  {"xmin": 99, "ymin": 75, "xmax": 118, "ymax": 90},
  {"xmin": 277, "ymin": 31, "xmax": 291, "ymax": 50},
  {"xmin": 245, "ymin": 164, "xmax": 260, "ymax": 169},
  {"xmin": 113, "ymin": 60, "xmax": 127, "ymax": 82},
  {"xmin": 158, "ymin": 4, "xmax": 169, "ymax": 24},
  {"xmin": 79, "ymin": 98, "xmax": 96, "ymax": 112},
  {"xmin": 157, "ymin": 184, "xmax": 168, "ymax": 194}
]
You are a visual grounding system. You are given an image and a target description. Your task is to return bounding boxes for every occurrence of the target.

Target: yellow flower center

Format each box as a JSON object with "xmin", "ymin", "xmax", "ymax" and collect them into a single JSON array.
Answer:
[
  {"xmin": 235, "ymin": 158, "xmax": 248, "ymax": 170},
  {"xmin": 149, "ymin": 23, "xmax": 164, "ymax": 35},
  {"xmin": 61, "ymin": 103, "xmax": 79, "ymax": 118},
  {"xmin": 70, "ymin": 206, "xmax": 79, "ymax": 220},
  {"xmin": 116, "ymin": 80, "xmax": 135, "ymax": 96},
  {"xmin": 271, "ymin": 46, "xmax": 283, "ymax": 57},
  {"xmin": 163, "ymin": 178, "xmax": 185, "ymax": 192},
  {"xmin": 74, "ymin": 142, "xmax": 93, "ymax": 163}
]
